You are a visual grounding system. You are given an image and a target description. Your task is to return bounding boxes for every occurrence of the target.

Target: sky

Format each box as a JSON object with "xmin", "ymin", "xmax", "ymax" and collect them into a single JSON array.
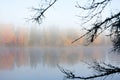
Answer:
[
  {"xmin": 0, "ymin": 0, "xmax": 119, "ymax": 28},
  {"xmin": 0, "ymin": 0, "xmax": 80, "ymax": 28}
]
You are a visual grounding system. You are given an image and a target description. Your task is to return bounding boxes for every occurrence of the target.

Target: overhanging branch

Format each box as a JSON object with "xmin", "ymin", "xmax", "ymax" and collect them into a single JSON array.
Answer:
[{"xmin": 31, "ymin": 0, "xmax": 57, "ymax": 24}]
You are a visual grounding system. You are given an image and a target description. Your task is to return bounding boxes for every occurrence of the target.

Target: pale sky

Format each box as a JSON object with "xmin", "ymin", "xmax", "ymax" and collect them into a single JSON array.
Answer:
[
  {"xmin": 0, "ymin": 0, "xmax": 79, "ymax": 27},
  {"xmin": 0, "ymin": 0, "xmax": 119, "ymax": 28}
]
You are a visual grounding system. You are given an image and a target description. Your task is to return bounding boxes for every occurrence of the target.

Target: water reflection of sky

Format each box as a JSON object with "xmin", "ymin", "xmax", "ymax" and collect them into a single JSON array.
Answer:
[{"xmin": 0, "ymin": 46, "xmax": 120, "ymax": 80}]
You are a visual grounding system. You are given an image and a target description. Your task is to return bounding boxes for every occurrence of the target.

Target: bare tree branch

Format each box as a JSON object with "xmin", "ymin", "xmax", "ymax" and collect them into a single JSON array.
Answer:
[
  {"xmin": 73, "ymin": 0, "xmax": 120, "ymax": 52},
  {"xmin": 76, "ymin": 0, "xmax": 111, "ymax": 23},
  {"xmin": 58, "ymin": 61, "xmax": 120, "ymax": 80},
  {"xmin": 31, "ymin": 0, "xmax": 57, "ymax": 24},
  {"xmin": 72, "ymin": 12, "xmax": 120, "ymax": 44}
]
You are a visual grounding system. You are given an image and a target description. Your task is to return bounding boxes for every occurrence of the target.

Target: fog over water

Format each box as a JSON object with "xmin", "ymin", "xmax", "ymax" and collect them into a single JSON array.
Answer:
[
  {"xmin": 0, "ymin": 24, "xmax": 118, "ymax": 80},
  {"xmin": 0, "ymin": 46, "xmax": 119, "ymax": 80},
  {"xmin": 0, "ymin": 24, "xmax": 111, "ymax": 47}
]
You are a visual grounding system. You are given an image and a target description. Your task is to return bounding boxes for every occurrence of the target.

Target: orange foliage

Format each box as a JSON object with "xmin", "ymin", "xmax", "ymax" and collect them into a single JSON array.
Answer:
[{"xmin": 0, "ymin": 26, "xmax": 16, "ymax": 44}]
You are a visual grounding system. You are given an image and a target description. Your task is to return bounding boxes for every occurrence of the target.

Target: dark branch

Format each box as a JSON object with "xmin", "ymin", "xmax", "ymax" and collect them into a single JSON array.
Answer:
[
  {"xmin": 76, "ymin": 0, "xmax": 111, "ymax": 10},
  {"xmin": 72, "ymin": 0, "xmax": 112, "ymax": 44},
  {"xmin": 72, "ymin": 12, "xmax": 120, "ymax": 44},
  {"xmin": 58, "ymin": 61, "xmax": 120, "ymax": 80},
  {"xmin": 31, "ymin": 0, "xmax": 57, "ymax": 24},
  {"xmin": 73, "ymin": 0, "xmax": 120, "ymax": 52},
  {"xmin": 76, "ymin": 0, "xmax": 111, "ymax": 23}
]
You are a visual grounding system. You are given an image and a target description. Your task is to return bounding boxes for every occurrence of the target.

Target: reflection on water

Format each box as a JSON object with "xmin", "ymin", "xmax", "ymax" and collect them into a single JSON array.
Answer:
[
  {"xmin": 0, "ymin": 46, "xmax": 120, "ymax": 80},
  {"xmin": 0, "ymin": 46, "xmax": 108, "ymax": 69}
]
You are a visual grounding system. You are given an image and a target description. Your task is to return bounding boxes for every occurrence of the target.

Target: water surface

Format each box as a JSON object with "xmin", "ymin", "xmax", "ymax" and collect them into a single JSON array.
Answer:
[{"xmin": 0, "ymin": 46, "xmax": 119, "ymax": 80}]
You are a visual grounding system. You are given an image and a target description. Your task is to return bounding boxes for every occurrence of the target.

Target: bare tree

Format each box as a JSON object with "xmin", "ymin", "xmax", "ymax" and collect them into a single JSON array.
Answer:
[
  {"xmin": 30, "ymin": 0, "xmax": 57, "ymax": 24},
  {"xmin": 31, "ymin": 0, "xmax": 120, "ymax": 52},
  {"xmin": 72, "ymin": 0, "xmax": 120, "ymax": 52},
  {"xmin": 68, "ymin": 0, "xmax": 120, "ymax": 79},
  {"xmin": 31, "ymin": 0, "xmax": 120, "ymax": 79},
  {"xmin": 58, "ymin": 61, "xmax": 120, "ymax": 80}
]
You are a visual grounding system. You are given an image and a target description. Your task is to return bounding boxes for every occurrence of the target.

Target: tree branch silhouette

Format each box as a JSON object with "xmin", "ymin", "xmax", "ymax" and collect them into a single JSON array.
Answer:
[
  {"xmin": 72, "ymin": 12, "xmax": 120, "ymax": 44},
  {"xmin": 72, "ymin": 0, "xmax": 120, "ymax": 52},
  {"xmin": 58, "ymin": 61, "xmax": 120, "ymax": 80},
  {"xmin": 31, "ymin": 0, "xmax": 57, "ymax": 24},
  {"xmin": 30, "ymin": 0, "xmax": 120, "ymax": 79},
  {"xmin": 30, "ymin": 0, "xmax": 120, "ymax": 51}
]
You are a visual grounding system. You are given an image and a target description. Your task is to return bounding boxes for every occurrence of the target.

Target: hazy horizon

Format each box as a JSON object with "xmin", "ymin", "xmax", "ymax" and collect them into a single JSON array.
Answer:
[{"xmin": 0, "ymin": 24, "xmax": 111, "ymax": 47}]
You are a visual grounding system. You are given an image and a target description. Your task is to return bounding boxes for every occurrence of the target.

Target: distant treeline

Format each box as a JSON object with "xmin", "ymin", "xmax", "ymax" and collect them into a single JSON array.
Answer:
[{"xmin": 0, "ymin": 24, "xmax": 111, "ymax": 46}]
